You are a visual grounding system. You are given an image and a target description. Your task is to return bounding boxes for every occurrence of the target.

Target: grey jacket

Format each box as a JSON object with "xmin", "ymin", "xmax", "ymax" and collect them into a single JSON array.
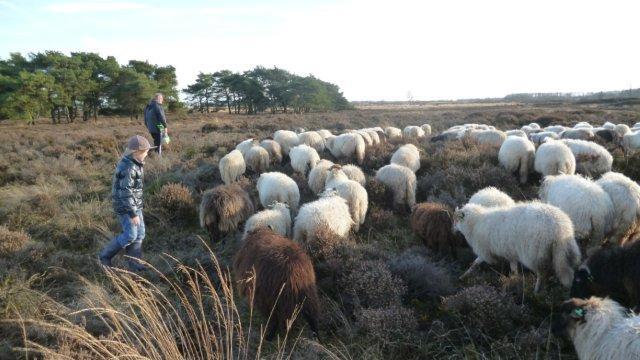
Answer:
[
  {"xmin": 111, "ymin": 155, "xmax": 144, "ymax": 218},
  {"xmin": 144, "ymin": 100, "xmax": 167, "ymax": 134}
]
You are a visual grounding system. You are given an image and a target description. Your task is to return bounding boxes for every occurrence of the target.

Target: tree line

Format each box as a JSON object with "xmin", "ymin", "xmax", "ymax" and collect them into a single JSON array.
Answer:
[
  {"xmin": 0, "ymin": 52, "xmax": 351, "ymax": 124},
  {"xmin": 183, "ymin": 66, "xmax": 351, "ymax": 114},
  {"xmin": 0, "ymin": 51, "xmax": 180, "ymax": 124}
]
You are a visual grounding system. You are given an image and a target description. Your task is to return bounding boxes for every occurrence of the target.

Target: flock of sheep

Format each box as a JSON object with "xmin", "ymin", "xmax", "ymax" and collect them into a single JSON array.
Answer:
[{"xmin": 197, "ymin": 121, "xmax": 640, "ymax": 357}]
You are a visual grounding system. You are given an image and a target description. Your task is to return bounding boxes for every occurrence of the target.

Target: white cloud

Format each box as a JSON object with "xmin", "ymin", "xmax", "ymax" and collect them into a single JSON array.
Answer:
[{"xmin": 45, "ymin": 1, "xmax": 146, "ymax": 14}]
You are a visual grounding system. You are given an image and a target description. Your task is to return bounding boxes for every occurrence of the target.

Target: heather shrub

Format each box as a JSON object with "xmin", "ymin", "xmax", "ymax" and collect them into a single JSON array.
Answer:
[
  {"xmin": 0, "ymin": 226, "xmax": 30, "ymax": 257},
  {"xmin": 442, "ymin": 285, "xmax": 527, "ymax": 338},
  {"xmin": 388, "ymin": 248, "xmax": 455, "ymax": 303},
  {"xmin": 354, "ymin": 305, "xmax": 417, "ymax": 343},
  {"xmin": 339, "ymin": 260, "xmax": 406, "ymax": 309},
  {"xmin": 151, "ymin": 183, "xmax": 196, "ymax": 225},
  {"xmin": 366, "ymin": 178, "xmax": 394, "ymax": 208}
]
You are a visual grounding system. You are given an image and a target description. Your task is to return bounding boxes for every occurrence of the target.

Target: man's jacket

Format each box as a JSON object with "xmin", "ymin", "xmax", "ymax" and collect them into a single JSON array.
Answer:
[{"xmin": 144, "ymin": 100, "xmax": 167, "ymax": 134}]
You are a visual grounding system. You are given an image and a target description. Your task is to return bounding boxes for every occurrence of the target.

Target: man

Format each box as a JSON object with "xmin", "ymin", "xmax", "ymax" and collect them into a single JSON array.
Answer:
[
  {"xmin": 99, "ymin": 135, "xmax": 155, "ymax": 271},
  {"xmin": 144, "ymin": 93, "xmax": 168, "ymax": 152}
]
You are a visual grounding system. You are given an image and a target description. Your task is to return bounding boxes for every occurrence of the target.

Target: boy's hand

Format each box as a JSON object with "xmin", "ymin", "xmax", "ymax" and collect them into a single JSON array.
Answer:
[{"xmin": 131, "ymin": 216, "xmax": 141, "ymax": 225}]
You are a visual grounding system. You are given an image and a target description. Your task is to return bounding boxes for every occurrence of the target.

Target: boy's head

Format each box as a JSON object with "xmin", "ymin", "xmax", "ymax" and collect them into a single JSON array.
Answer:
[{"xmin": 125, "ymin": 135, "xmax": 155, "ymax": 162}]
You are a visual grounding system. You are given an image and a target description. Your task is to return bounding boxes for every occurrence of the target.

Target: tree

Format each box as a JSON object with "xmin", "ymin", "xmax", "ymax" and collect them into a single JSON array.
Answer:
[
  {"xmin": 112, "ymin": 68, "xmax": 158, "ymax": 119},
  {"xmin": 183, "ymin": 72, "xmax": 215, "ymax": 112},
  {"xmin": 6, "ymin": 71, "xmax": 54, "ymax": 125}
]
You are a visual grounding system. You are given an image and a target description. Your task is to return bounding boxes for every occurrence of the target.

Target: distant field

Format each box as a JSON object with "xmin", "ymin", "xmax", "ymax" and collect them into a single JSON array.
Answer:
[{"xmin": 1, "ymin": 102, "xmax": 639, "ymax": 359}]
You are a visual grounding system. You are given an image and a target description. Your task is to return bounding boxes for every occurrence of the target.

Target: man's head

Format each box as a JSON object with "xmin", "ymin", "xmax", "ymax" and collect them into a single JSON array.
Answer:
[
  {"xmin": 154, "ymin": 93, "xmax": 164, "ymax": 104},
  {"xmin": 125, "ymin": 135, "xmax": 155, "ymax": 161}
]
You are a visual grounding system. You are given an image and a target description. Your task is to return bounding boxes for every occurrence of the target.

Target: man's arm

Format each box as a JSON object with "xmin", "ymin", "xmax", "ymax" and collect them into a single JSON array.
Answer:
[{"xmin": 154, "ymin": 102, "xmax": 168, "ymax": 129}]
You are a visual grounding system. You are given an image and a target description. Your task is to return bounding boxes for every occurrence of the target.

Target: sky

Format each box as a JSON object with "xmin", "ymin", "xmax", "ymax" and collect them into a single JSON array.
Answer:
[{"xmin": 1, "ymin": 0, "xmax": 639, "ymax": 101}]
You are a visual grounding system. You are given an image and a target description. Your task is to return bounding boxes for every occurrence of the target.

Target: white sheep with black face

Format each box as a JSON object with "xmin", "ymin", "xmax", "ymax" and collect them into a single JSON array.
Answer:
[
  {"xmin": 552, "ymin": 297, "xmax": 640, "ymax": 360},
  {"xmin": 453, "ymin": 201, "xmax": 581, "ymax": 293}
]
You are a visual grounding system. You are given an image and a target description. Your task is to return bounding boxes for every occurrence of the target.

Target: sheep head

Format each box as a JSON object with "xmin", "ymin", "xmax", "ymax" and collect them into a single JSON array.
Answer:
[
  {"xmin": 552, "ymin": 298, "xmax": 589, "ymax": 338},
  {"xmin": 570, "ymin": 266, "xmax": 596, "ymax": 300}
]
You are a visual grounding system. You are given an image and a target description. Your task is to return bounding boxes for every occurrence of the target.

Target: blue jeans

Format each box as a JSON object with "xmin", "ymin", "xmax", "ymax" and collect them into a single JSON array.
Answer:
[{"xmin": 99, "ymin": 209, "xmax": 146, "ymax": 271}]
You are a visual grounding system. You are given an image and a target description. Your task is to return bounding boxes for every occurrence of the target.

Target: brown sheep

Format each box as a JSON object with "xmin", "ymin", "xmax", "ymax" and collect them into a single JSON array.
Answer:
[
  {"xmin": 199, "ymin": 183, "xmax": 255, "ymax": 243},
  {"xmin": 410, "ymin": 202, "xmax": 465, "ymax": 258},
  {"xmin": 233, "ymin": 227, "xmax": 320, "ymax": 340}
]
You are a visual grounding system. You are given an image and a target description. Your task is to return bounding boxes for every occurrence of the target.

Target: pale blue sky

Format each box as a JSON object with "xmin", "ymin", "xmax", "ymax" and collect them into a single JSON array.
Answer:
[{"xmin": 1, "ymin": 0, "xmax": 639, "ymax": 101}]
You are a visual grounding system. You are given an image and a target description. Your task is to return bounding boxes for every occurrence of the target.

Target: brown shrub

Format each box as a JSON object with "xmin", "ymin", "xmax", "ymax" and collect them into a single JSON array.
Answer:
[
  {"xmin": 355, "ymin": 305, "xmax": 417, "ymax": 342},
  {"xmin": 0, "ymin": 226, "xmax": 30, "ymax": 257},
  {"xmin": 153, "ymin": 183, "xmax": 196, "ymax": 224},
  {"xmin": 388, "ymin": 248, "xmax": 456, "ymax": 303},
  {"xmin": 410, "ymin": 202, "xmax": 465, "ymax": 257},
  {"xmin": 233, "ymin": 227, "xmax": 319, "ymax": 340},
  {"xmin": 366, "ymin": 178, "xmax": 394, "ymax": 208},
  {"xmin": 339, "ymin": 259, "xmax": 406, "ymax": 309}
]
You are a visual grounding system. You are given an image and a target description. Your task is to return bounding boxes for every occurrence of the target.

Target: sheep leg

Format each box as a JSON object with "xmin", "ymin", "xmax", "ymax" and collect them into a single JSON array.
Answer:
[
  {"xmin": 534, "ymin": 275, "xmax": 545, "ymax": 294},
  {"xmin": 510, "ymin": 261, "xmax": 519, "ymax": 275},
  {"xmin": 459, "ymin": 257, "xmax": 483, "ymax": 280}
]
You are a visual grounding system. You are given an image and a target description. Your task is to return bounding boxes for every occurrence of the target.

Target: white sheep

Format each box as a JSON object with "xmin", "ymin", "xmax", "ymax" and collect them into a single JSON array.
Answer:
[
  {"xmin": 293, "ymin": 190, "xmax": 354, "ymax": 246},
  {"xmin": 298, "ymin": 131, "xmax": 325, "ymax": 152},
  {"xmin": 403, "ymin": 126, "xmax": 426, "ymax": 142},
  {"xmin": 562, "ymin": 139, "xmax": 613, "ymax": 177},
  {"xmin": 421, "ymin": 124, "xmax": 432, "ymax": 136},
  {"xmin": 561, "ymin": 128, "xmax": 594, "ymax": 140},
  {"xmin": 384, "ymin": 127, "xmax": 403, "ymax": 144},
  {"xmin": 307, "ymin": 159, "xmax": 334, "ymax": 195},
  {"xmin": 243, "ymin": 201, "xmax": 291, "ymax": 238},
  {"xmin": 352, "ymin": 130, "xmax": 373, "ymax": 147},
  {"xmin": 574, "ymin": 122, "xmax": 593, "ymax": 129},
  {"xmin": 463, "ymin": 129, "xmax": 507, "ymax": 148},
  {"xmin": 235, "ymin": 138, "xmax": 256, "ymax": 156},
  {"xmin": 273, "ymin": 130, "xmax": 299, "ymax": 155},
  {"xmin": 256, "ymin": 172, "xmax": 300, "ymax": 212},
  {"xmin": 596, "ymin": 172, "xmax": 640, "ymax": 245},
  {"xmin": 454, "ymin": 201, "xmax": 581, "ymax": 292},
  {"xmin": 390, "ymin": 144, "xmax": 421, "ymax": 173},
  {"xmin": 341, "ymin": 164, "xmax": 366, "ymax": 186},
  {"xmin": 289, "ymin": 144, "xmax": 320, "ymax": 177},
  {"xmin": 364, "ymin": 129, "xmax": 381, "ymax": 146},
  {"xmin": 505, "ymin": 129, "xmax": 527, "ymax": 138},
  {"xmin": 375, "ymin": 164, "xmax": 417, "ymax": 209},
  {"xmin": 260, "ymin": 139, "xmax": 283, "ymax": 165},
  {"xmin": 326, "ymin": 133, "xmax": 365, "ymax": 165},
  {"xmin": 534, "ymin": 139, "xmax": 576, "ymax": 177},
  {"xmin": 244, "ymin": 146, "xmax": 270, "ymax": 174},
  {"xmin": 622, "ymin": 131, "xmax": 640, "ymax": 157},
  {"xmin": 553, "ymin": 297, "xmax": 640, "ymax": 360},
  {"xmin": 528, "ymin": 122, "xmax": 541, "ymax": 130},
  {"xmin": 539, "ymin": 174, "xmax": 614, "ymax": 250},
  {"xmin": 317, "ymin": 129, "xmax": 333, "ymax": 139},
  {"xmin": 498, "ymin": 136, "xmax": 535, "ymax": 184},
  {"xmin": 530, "ymin": 131, "xmax": 560, "ymax": 145},
  {"xmin": 468, "ymin": 187, "xmax": 515, "ymax": 208},
  {"xmin": 544, "ymin": 125, "xmax": 568, "ymax": 134},
  {"xmin": 219, "ymin": 149, "xmax": 246, "ymax": 185},
  {"xmin": 324, "ymin": 166, "xmax": 368, "ymax": 231},
  {"xmin": 602, "ymin": 121, "xmax": 616, "ymax": 130}
]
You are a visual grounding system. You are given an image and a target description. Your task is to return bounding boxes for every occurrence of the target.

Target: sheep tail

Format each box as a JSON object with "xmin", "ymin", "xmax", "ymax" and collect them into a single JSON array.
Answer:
[{"xmin": 553, "ymin": 236, "xmax": 581, "ymax": 288}]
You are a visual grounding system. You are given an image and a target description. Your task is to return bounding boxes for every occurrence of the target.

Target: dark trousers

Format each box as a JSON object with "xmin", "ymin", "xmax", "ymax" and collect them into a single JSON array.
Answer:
[{"xmin": 150, "ymin": 132, "xmax": 161, "ymax": 153}]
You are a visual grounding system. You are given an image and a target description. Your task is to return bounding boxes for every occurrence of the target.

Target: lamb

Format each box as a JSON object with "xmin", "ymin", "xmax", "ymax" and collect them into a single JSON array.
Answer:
[
  {"xmin": 384, "ymin": 127, "xmax": 403, "ymax": 144},
  {"xmin": 235, "ymin": 138, "xmax": 256, "ymax": 156},
  {"xmin": 390, "ymin": 144, "xmax": 421, "ymax": 173},
  {"xmin": 530, "ymin": 131, "xmax": 559, "ymax": 145},
  {"xmin": 595, "ymin": 172, "xmax": 640, "ymax": 245},
  {"xmin": 273, "ymin": 130, "xmax": 299, "ymax": 155},
  {"xmin": 622, "ymin": 130, "xmax": 640, "ymax": 157},
  {"xmin": 324, "ymin": 166, "xmax": 368, "ymax": 231},
  {"xmin": 260, "ymin": 139, "xmax": 283, "ymax": 165},
  {"xmin": 570, "ymin": 241, "xmax": 640, "ymax": 310},
  {"xmin": 539, "ymin": 174, "xmax": 614, "ymax": 250},
  {"xmin": 453, "ymin": 201, "xmax": 581, "ymax": 292},
  {"xmin": 410, "ymin": 202, "xmax": 465, "ymax": 258},
  {"xmin": 233, "ymin": 227, "xmax": 319, "ymax": 340},
  {"xmin": 219, "ymin": 149, "xmax": 246, "ymax": 185},
  {"xmin": 298, "ymin": 131, "xmax": 325, "ymax": 152},
  {"xmin": 307, "ymin": 159, "xmax": 334, "ymax": 195},
  {"xmin": 534, "ymin": 139, "xmax": 576, "ymax": 177},
  {"xmin": 552, "ymin": 297, "xmax": 640, "ymax": 360},
  {"xmin": 257, "ymin": 172, "xmax": 300, "ymax": 212},
  {"xmin": 244, "ymin": 146, "xmax": 270, "ymax": 174},
  {"xmin": 467, "ymin": 187, "xmax": 515, "ymax": 208},
  {"xmin": 341, "ymin": 164, "xmax": 366, "ymax": 186},
  {"xmin": 403, "ymin": 126, "xmax": 426, "ymax": 142},
  {"xmin": 462, "ymin": 129, "xmax": 507, "ymax": 148},
  {"xmin": 199, "ymin": 184, "xmax": 255, "ymax": 243},
  {"xmin": 421, "ymin": 124, "xmax": 432, "ymax": 136},
  {"xmin": 498, "ymin": 136, "xmax": 535, "ymax": 184},
  {"xmin": 325, "ymin": 133, "xmax": 365, "ymax": 165},
  {"xmin": 289, "ymin": 144, "xmax": 320, "ymax": 177},
  {"xmin": 562, "ymin": 139, "xmax": 613, "ymax": 177},
  {"xmin": 243, "ymin": 201, "xmax": 291, "ymax": 238},
  {"xmin": 375, "ymin": 164, "xmax": 417, "ymax": 210},
  {"xmin": 292, "ymin": 190, "xmax": 354, "ymax": 250},
  {"xmin": 561, "ymin": 128, "xmax": 594, "ymax": 140}
]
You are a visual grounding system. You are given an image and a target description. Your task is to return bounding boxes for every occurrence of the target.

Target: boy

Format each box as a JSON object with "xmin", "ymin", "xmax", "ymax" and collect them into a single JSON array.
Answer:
[{"xmin": 99, "ymin": 135, "xmax": 155, "ymax": 271}]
